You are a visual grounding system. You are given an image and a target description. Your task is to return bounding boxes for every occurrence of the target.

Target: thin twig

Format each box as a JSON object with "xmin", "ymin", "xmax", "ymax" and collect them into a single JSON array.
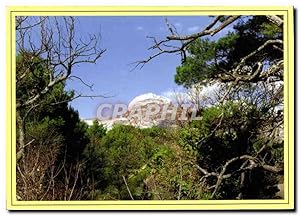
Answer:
[{"xmin": 122, "ymin": 175, "xmax": 134, "ymax": 200}]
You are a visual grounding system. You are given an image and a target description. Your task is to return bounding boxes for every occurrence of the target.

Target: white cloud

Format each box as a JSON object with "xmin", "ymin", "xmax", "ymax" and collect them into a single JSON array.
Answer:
[
  {"xmin": 198, "ymin": 82, "xmax": 220, "ymax": 97},
  {"xmin": 162, "ymin": 90, "xmax": 187, "ymax": 101},
  {"xmin": 173, "ymin": 22, "xmax": 183, "ymax": 31},
  {"xmin": 136, "ymin": 26, "xmax": 143, "ymax": 31},
  {"xmin": 187, "ymin": 26, "xmax": 200, "ymax": 33},
  {"xmin": 161, "ymin": 86, "xmax": 186, "ymax": 100},
  {"xmin": 161, "ymin": 82, "xmax": 220, "ymax": 107}
]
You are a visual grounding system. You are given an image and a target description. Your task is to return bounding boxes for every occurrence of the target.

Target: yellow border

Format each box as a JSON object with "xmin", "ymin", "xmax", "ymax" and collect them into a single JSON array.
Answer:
[{"xmin": 6, "ymin": 6, "xmax": 294, "ymax": 210}]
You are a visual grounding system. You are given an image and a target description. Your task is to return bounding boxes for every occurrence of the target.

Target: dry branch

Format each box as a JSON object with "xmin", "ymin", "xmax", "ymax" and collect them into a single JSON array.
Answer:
[
  {"xmin": 192, "ymin": 152, "xmax": 283, "ymax": 199},
  {"xmin": 134, "ymin": 16, "xmax": 240, "ymax": 69}
]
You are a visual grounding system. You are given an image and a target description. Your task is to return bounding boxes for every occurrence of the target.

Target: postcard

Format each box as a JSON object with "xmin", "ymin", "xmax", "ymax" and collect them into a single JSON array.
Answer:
[{"xmin": 6, "ymin": 6, "xmax": 294, "ymax": 210}]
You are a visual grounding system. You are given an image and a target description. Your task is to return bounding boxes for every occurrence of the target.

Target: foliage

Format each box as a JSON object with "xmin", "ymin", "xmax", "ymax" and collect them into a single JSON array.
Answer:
[
  {"xmin": 175, "ymin": 16, "xmax": 283, "ymax": 88},
  {"xmin": 16, "ymin": 15, "xmax": 284, "ymax": 201},
  {"xmin": 16, "ymin": 52, "xmax": 90, "ymax": 200},
  {"xmin": 175, "ymin": 39, "xmax": 216, "ymax": 87},
  {"xmin": 179, "ymin": 101, "xmax": 282, "ymax": 199}
]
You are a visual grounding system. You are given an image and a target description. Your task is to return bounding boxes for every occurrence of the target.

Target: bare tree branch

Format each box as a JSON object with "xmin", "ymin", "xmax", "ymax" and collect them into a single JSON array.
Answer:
[
  {"xmin": 134, "ymin": 16, "xmax": 241, "ymax": 68},
  {"xmin": 16, "ymin": 16, "xmax": 106, "ymax": 109},
  {"xmin": 191, "ymin": 152, "xmax": 283, "ymax": 199}
]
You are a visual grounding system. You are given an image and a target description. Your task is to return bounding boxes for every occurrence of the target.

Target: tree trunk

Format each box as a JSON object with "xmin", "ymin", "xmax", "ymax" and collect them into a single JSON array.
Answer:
[{"xmin": 16, "ymin": 112, "xmax": 25, "ymax": 162}]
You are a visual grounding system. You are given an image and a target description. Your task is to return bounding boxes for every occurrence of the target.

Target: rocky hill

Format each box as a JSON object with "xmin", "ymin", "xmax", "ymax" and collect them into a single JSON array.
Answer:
[{"xmin": 83, "ymin": 93, "xmax": 190, "ymax": 130}]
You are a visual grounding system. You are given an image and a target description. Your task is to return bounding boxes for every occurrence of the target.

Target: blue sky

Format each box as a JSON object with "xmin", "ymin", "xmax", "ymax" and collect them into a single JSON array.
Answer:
[{"xmin": 65, "ymin": 16, "xmax": 224, "ymax": 119}]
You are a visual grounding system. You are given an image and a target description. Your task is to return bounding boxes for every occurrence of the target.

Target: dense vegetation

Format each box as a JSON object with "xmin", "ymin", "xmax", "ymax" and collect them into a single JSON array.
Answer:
[{"xmin": 16, "ymin": 15, "xmax": 284, "ymax": 200}]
